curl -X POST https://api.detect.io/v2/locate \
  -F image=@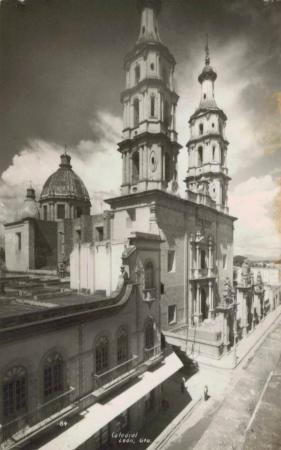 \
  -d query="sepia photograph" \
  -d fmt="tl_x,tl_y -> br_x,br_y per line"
0,0 -> 281,449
